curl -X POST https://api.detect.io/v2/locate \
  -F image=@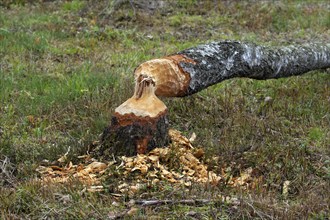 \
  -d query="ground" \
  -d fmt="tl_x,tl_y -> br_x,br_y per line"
0,0 -> 329,219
